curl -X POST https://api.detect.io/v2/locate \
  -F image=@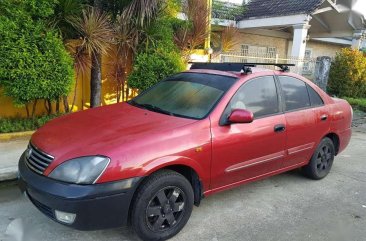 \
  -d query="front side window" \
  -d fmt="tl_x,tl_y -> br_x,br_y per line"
225,76 -> 279,119
130,73 -> 237,120
279,76 -> 311,111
